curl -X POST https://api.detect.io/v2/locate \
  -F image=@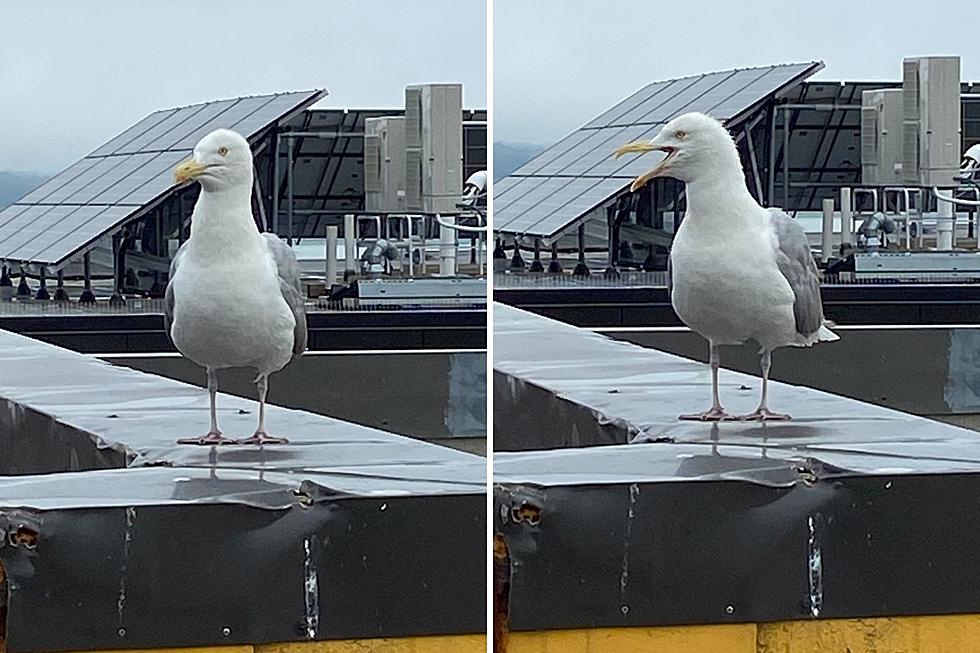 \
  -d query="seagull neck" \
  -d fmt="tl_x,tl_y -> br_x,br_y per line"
684,172 -> 758,226
188,188 -> 262,259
